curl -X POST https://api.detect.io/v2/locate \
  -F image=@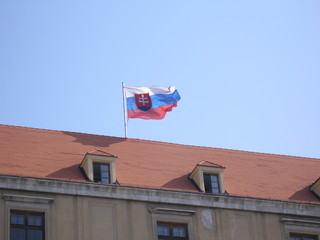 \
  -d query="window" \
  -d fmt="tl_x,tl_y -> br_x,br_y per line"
10,210 -> 44,240
204,174 -> 220,194
282,218 -> 320,240
157,222 -> 188,240
290,233 -> 318,240
3,194 -> 52,240
150,207 -> 194,240
93,163 -> 110,184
